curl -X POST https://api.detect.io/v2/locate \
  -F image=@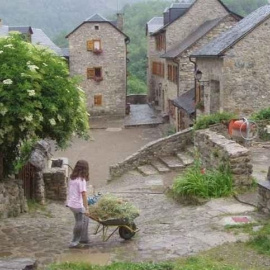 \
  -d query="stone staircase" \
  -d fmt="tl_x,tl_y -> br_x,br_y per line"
136,145 -> 194,176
